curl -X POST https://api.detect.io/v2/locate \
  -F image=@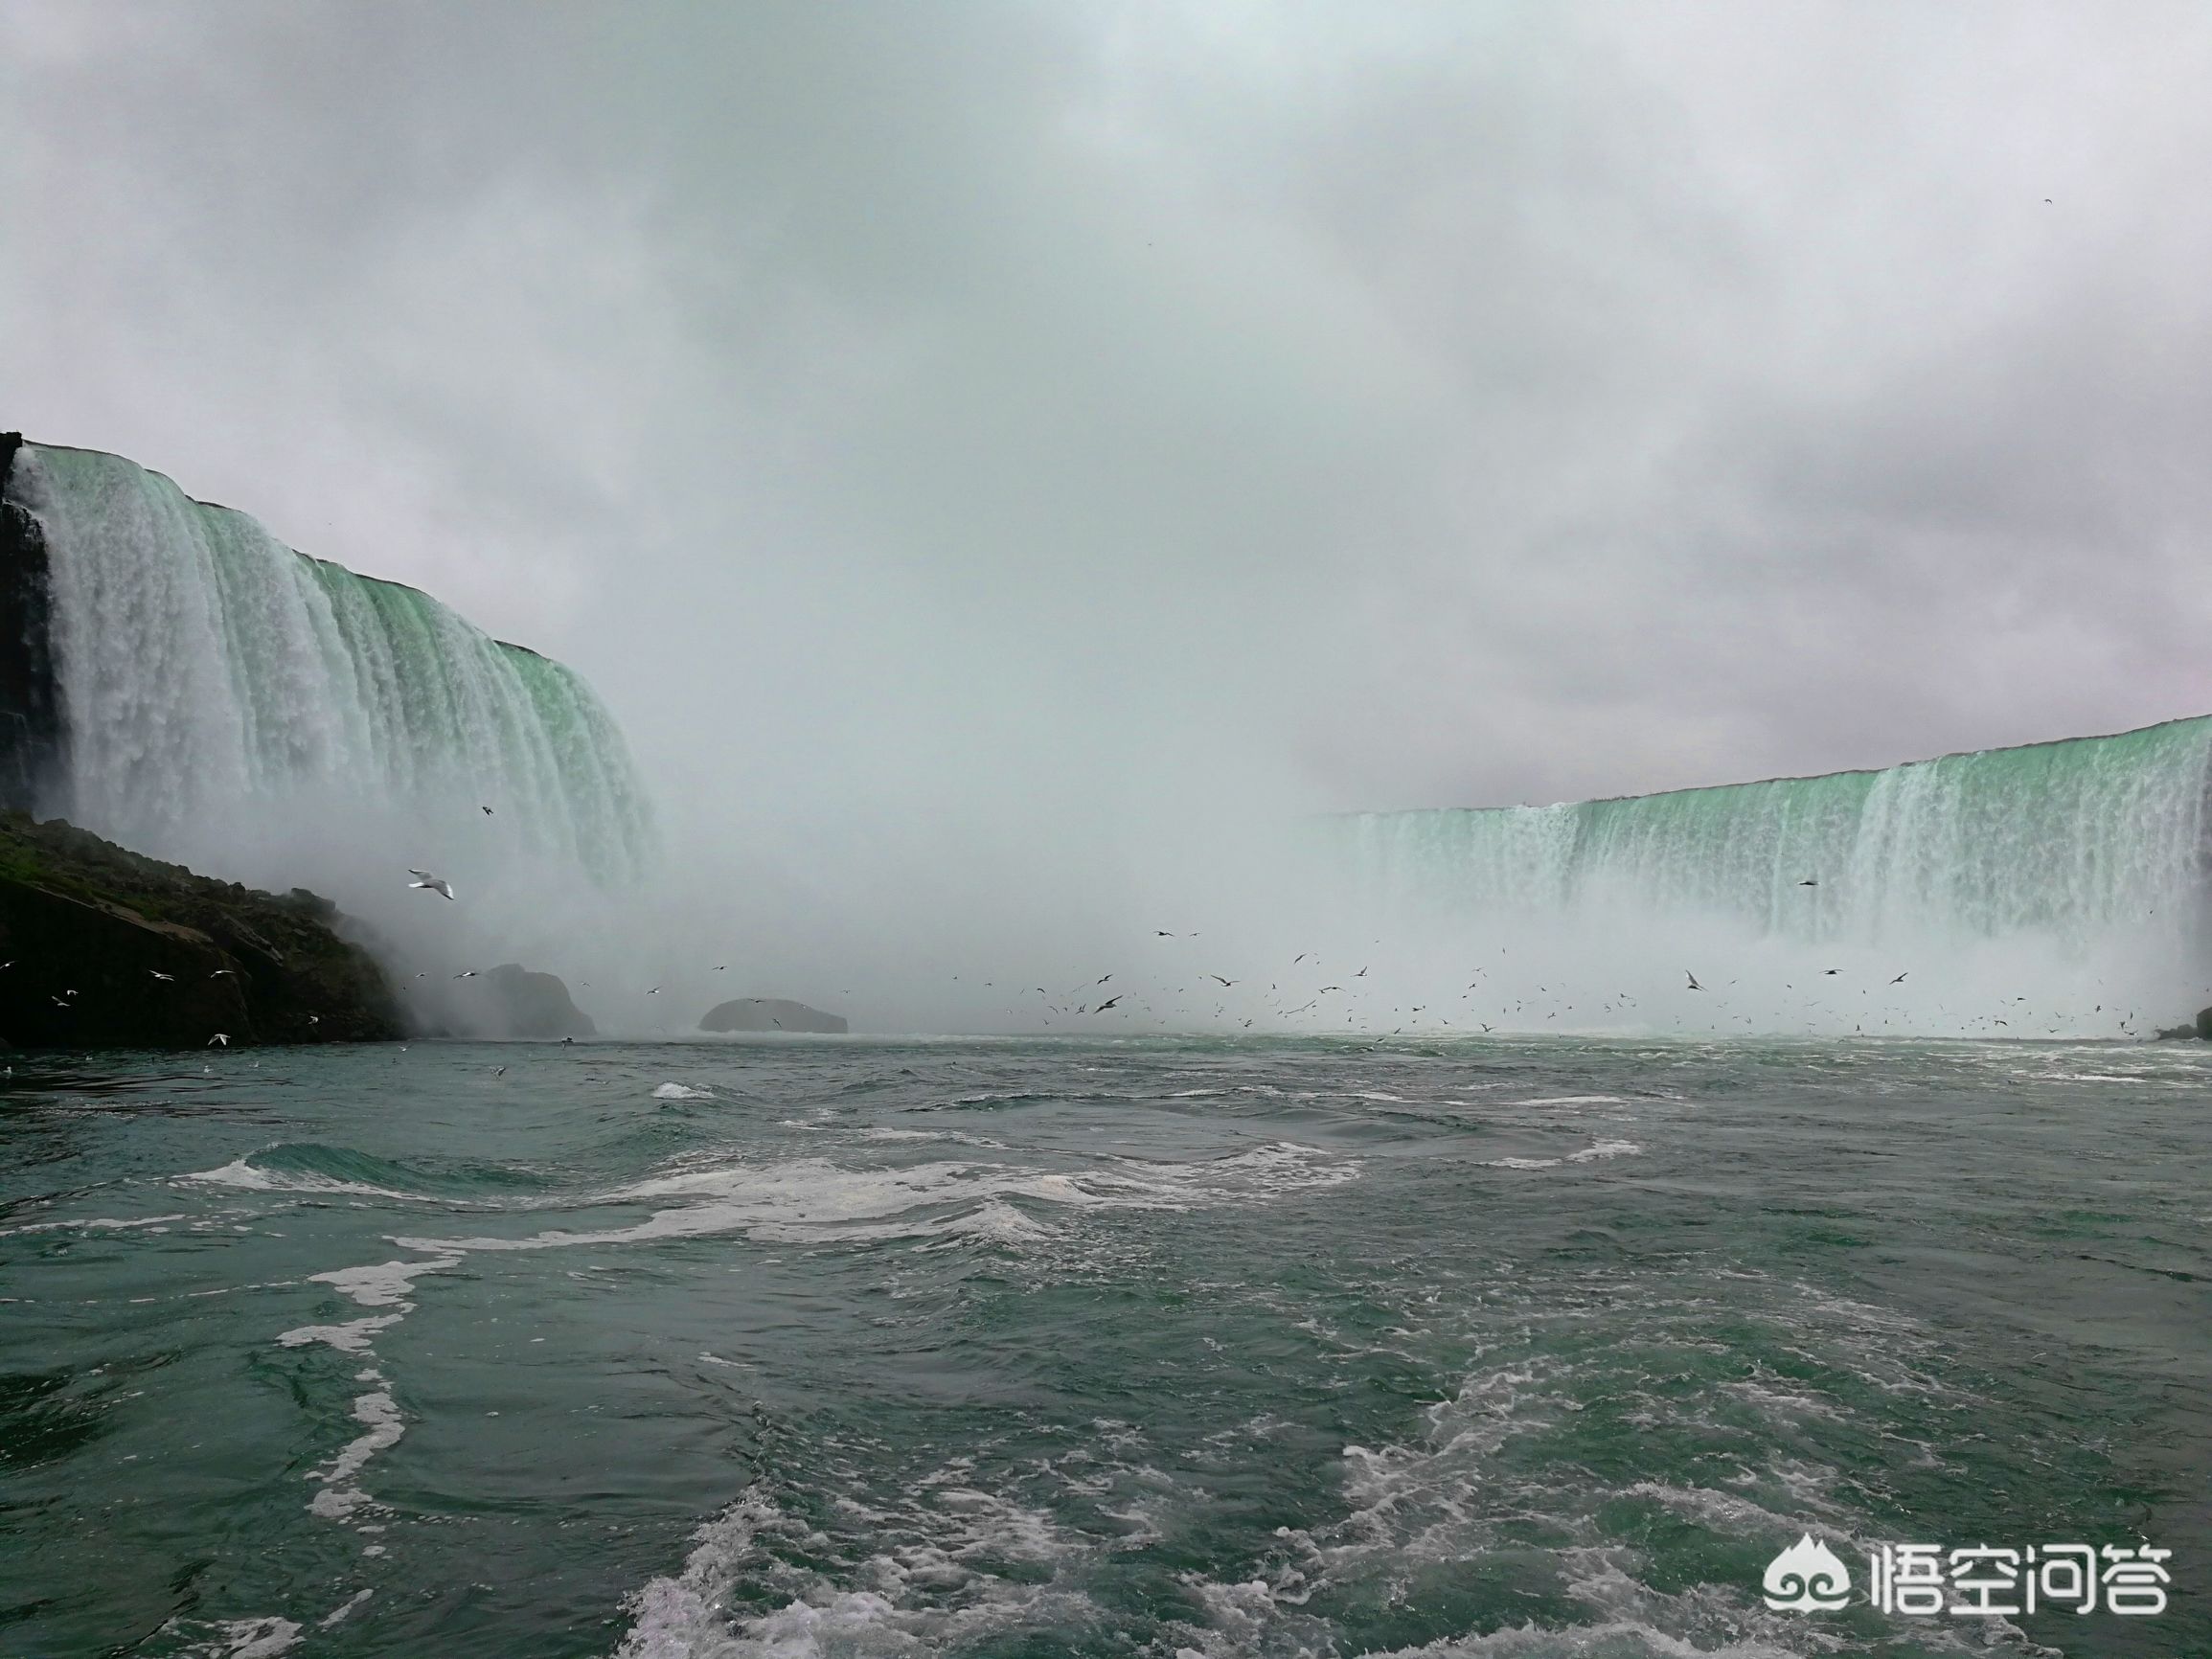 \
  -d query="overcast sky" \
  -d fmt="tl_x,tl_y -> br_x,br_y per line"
8,1 -> 2212,838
